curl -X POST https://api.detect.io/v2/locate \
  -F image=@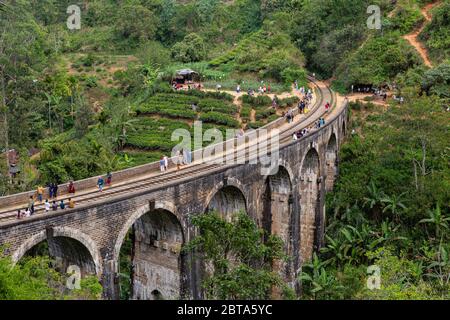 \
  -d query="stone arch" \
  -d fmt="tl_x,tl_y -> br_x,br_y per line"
203,177 -> 247,213
12,227 -> 100,276
205,179 -> 248,219
11,231 -> 47,264
300,147 -> 321,177
276,158 -> 296,185
298,148 -> 321,264
262,165 -> 294,283
114,202 -> 184,300
325,132 -> 338,192
114,201 -> 184,261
